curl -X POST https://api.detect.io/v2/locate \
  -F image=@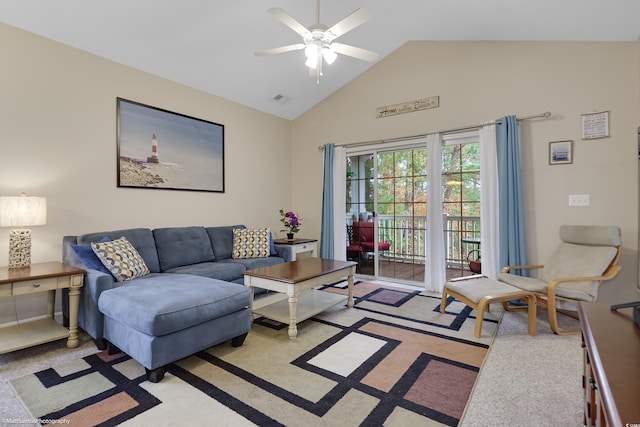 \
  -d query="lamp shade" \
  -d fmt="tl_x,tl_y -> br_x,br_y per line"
322,47 -> 337,65
305,44 -> 318,69
0,194 -> 47,227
